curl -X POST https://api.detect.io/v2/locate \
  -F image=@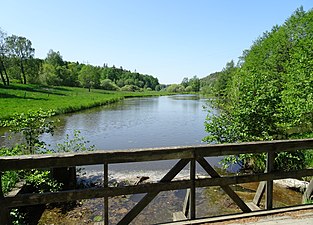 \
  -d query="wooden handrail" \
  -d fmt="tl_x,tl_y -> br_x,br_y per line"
1,138 -> 313,171
1,139 -> 313,225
